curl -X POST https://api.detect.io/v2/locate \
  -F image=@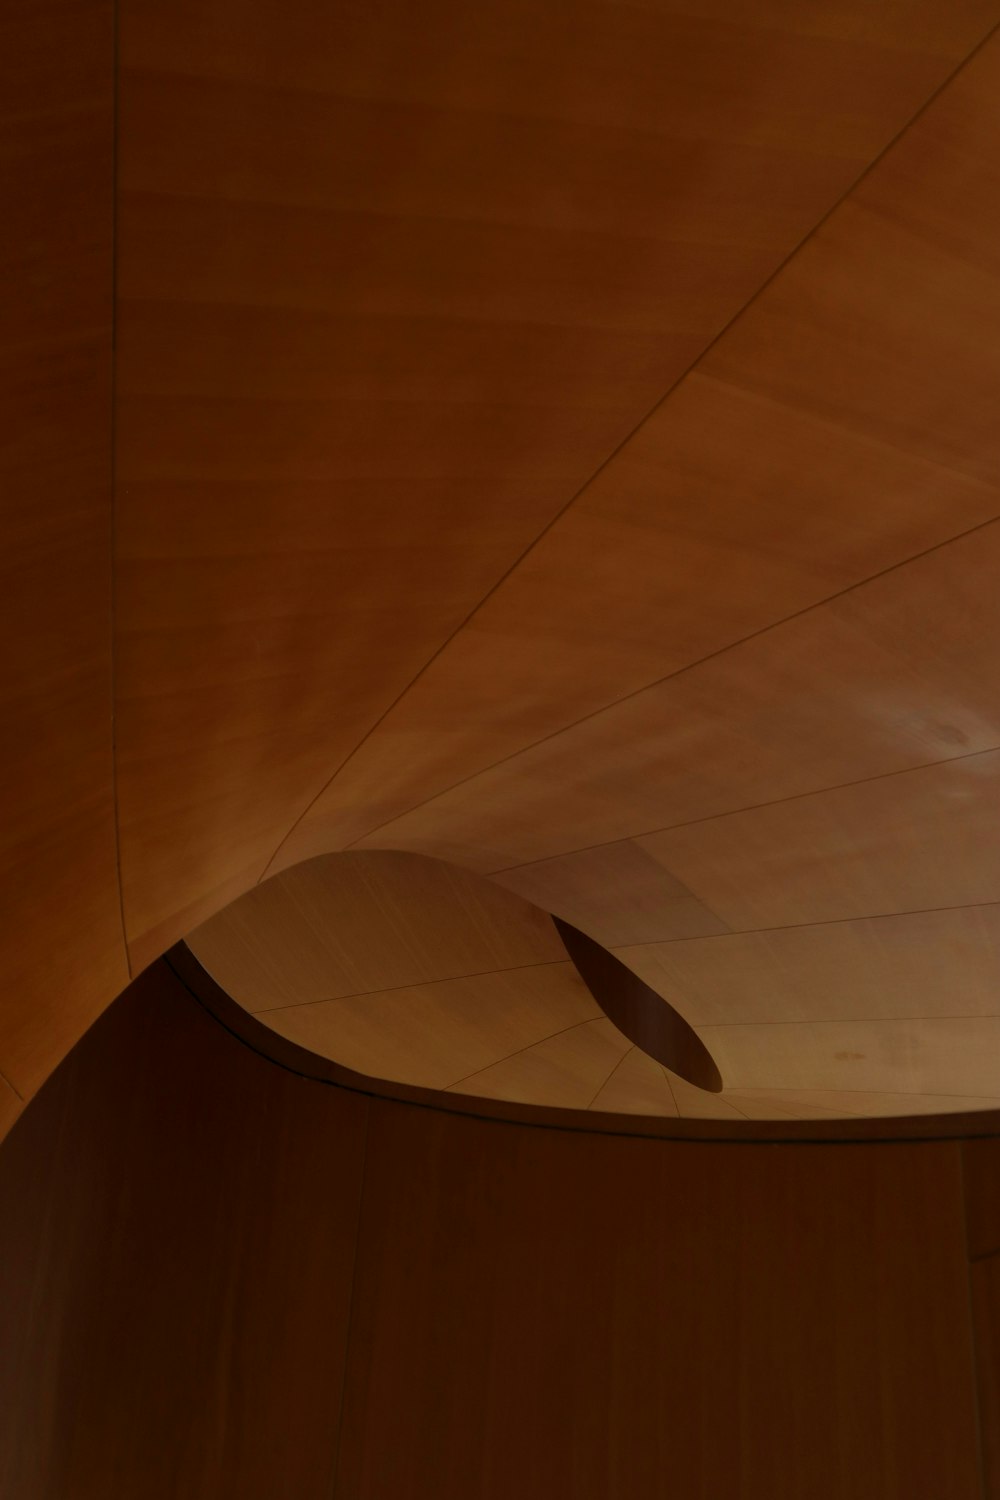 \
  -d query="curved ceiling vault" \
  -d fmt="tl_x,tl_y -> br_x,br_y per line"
4,0 -> 1000,1135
